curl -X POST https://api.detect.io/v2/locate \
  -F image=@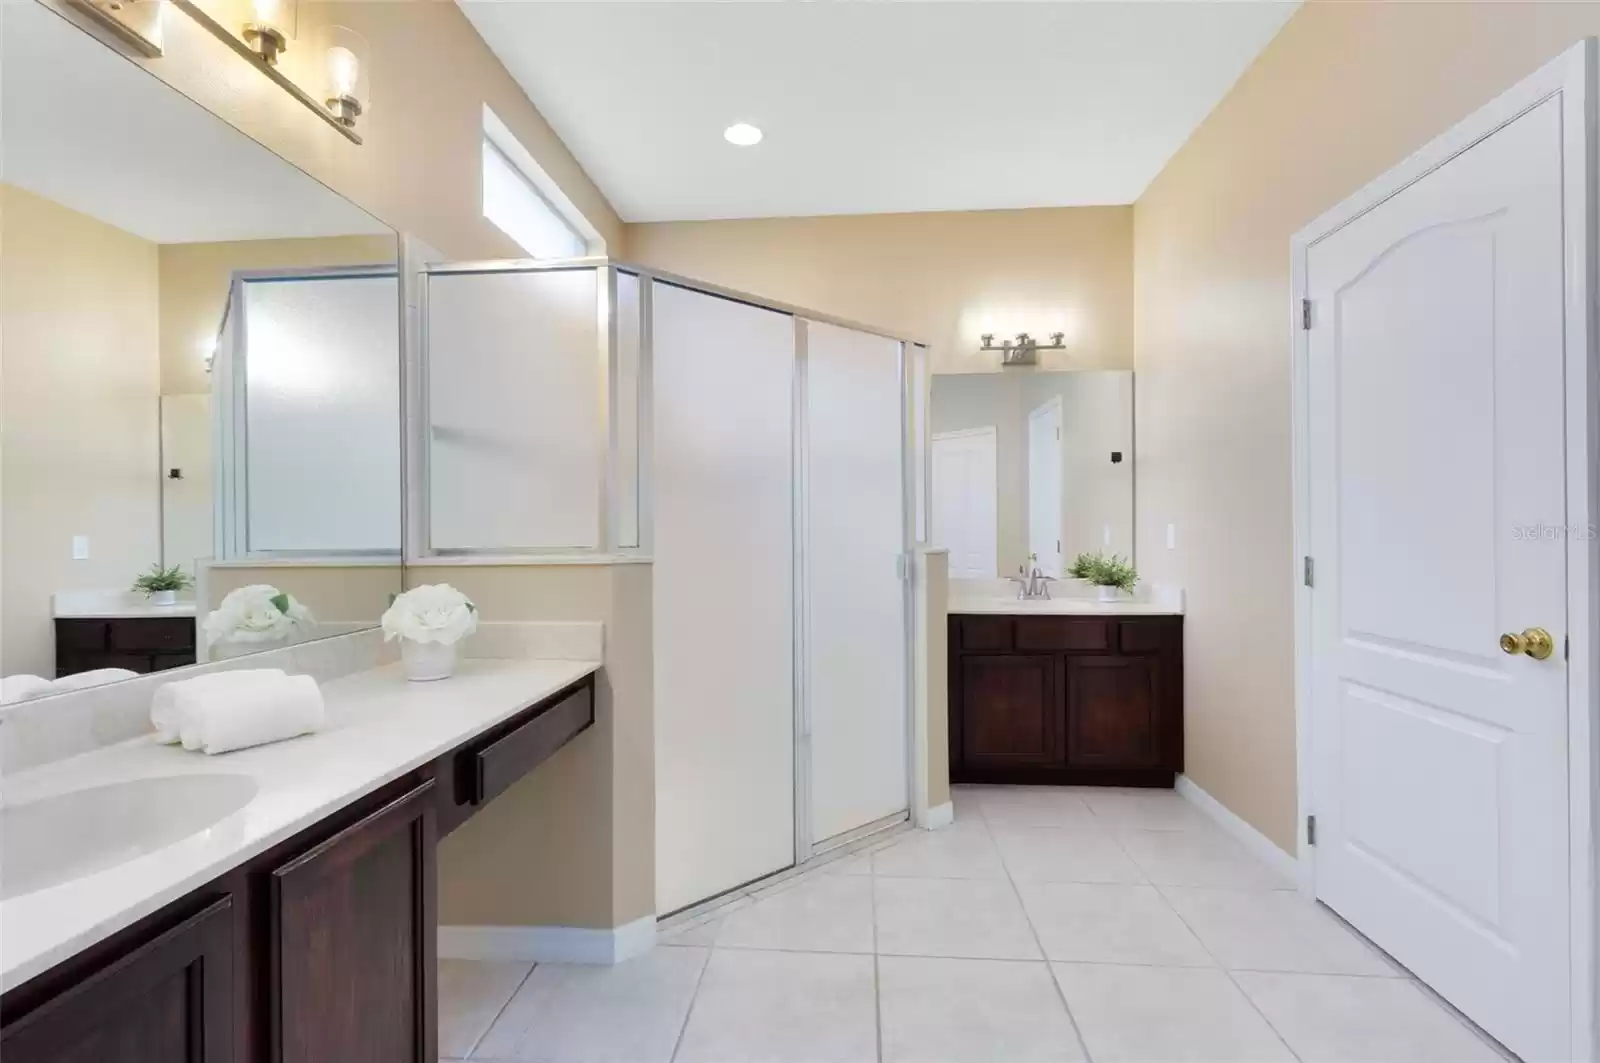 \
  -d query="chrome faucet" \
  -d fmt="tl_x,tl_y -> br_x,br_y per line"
1009,555 -> 1056,600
